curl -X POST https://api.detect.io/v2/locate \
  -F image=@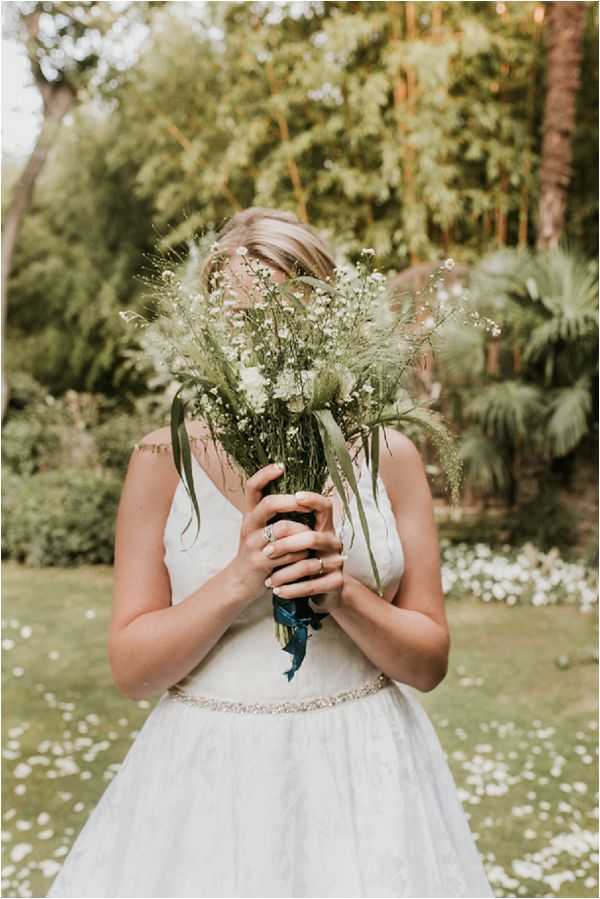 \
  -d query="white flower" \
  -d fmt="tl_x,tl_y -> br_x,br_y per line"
337,369 -> 356,402
236,246 -> 249,257
239,365 -> 268,413
273,370 -> 297,402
